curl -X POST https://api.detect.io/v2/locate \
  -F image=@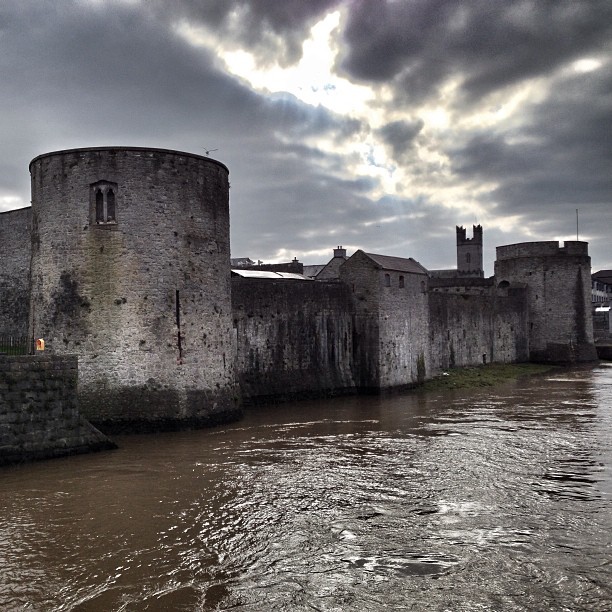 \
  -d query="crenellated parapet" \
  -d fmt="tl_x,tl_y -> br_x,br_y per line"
496,240 -> 589,261
456,224 -> 484,277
